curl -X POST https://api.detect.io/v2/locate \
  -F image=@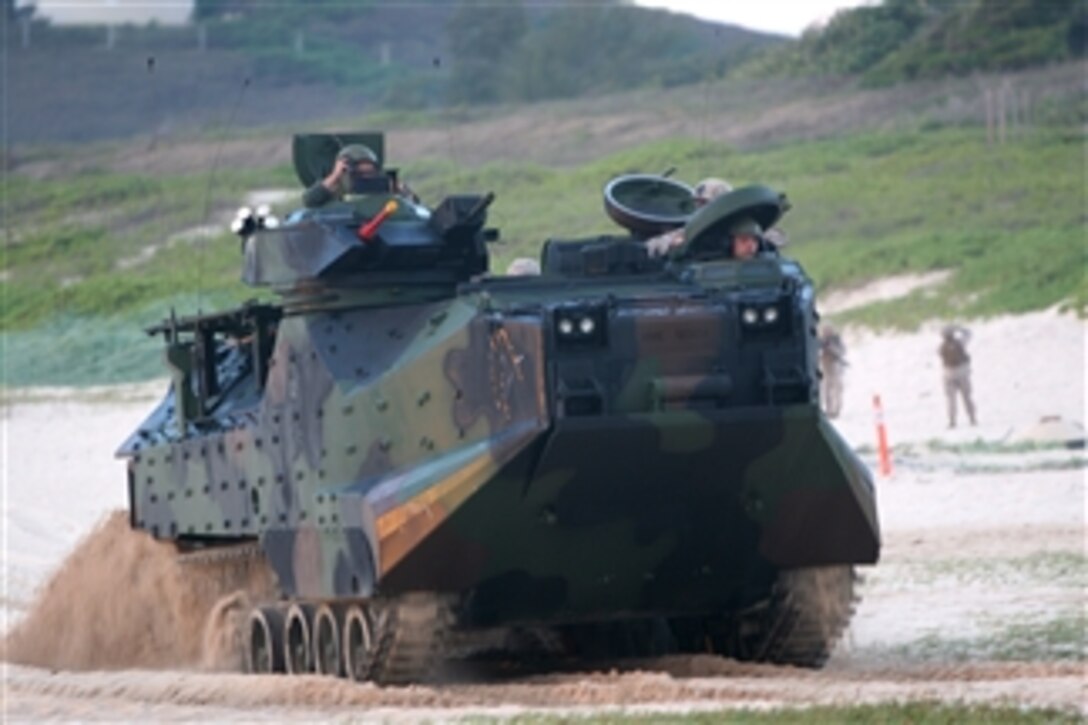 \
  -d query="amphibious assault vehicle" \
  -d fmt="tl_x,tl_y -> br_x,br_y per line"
118,133 -> 879,684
